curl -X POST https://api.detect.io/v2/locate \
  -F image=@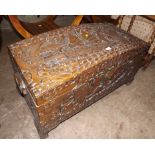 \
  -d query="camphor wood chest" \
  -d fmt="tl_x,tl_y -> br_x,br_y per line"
8,23 -> 149,138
